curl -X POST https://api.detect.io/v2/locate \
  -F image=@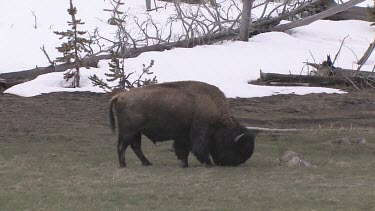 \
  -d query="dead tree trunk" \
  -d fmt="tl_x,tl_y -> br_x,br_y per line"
239,0 -> 253,41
